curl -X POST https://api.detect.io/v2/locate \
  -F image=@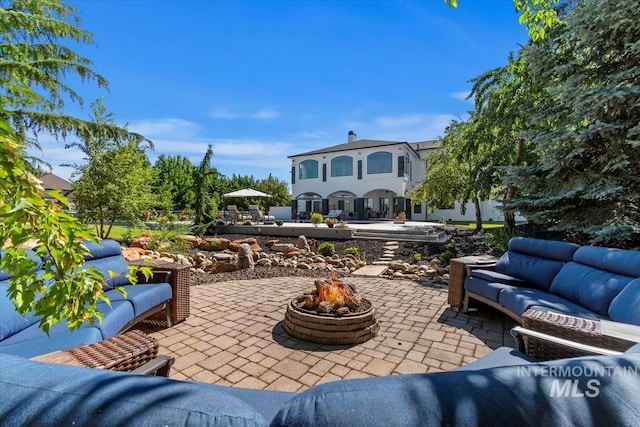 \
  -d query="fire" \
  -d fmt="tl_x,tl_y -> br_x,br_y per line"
317,272 -> 346,307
